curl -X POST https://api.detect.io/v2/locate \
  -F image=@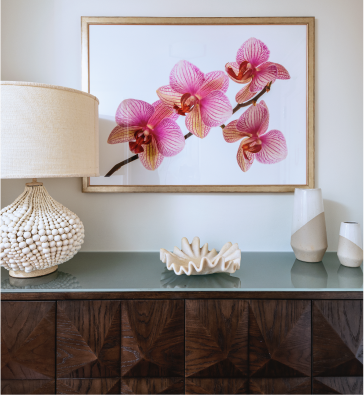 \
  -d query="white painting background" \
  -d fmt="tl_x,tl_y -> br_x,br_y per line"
89,24 -> 307,186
